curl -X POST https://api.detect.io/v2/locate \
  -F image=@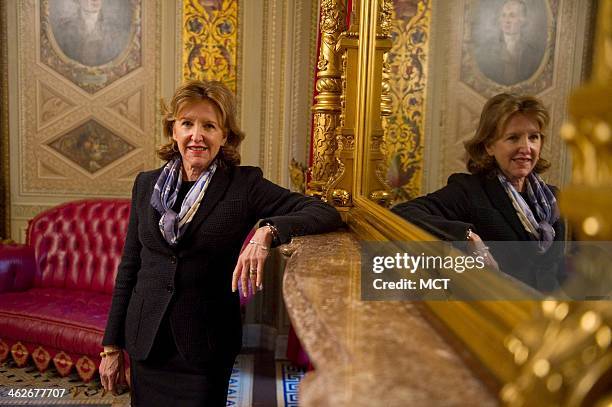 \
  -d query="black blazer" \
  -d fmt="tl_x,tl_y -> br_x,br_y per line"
103,165 -> 342,365
391,173 -> 565,292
